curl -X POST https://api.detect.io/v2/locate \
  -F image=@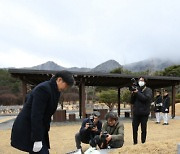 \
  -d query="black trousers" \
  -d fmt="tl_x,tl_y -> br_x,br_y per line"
90,135 -> 123,149
132,115 -> 149,144
75,132 -> 90,149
